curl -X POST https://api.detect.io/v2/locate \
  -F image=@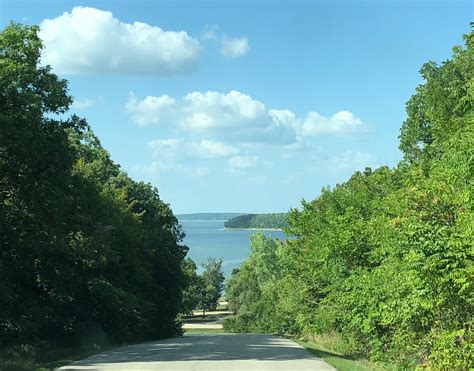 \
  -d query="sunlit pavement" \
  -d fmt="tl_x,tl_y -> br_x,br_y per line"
59,334 -> 335,370
181,309 -> 230,330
